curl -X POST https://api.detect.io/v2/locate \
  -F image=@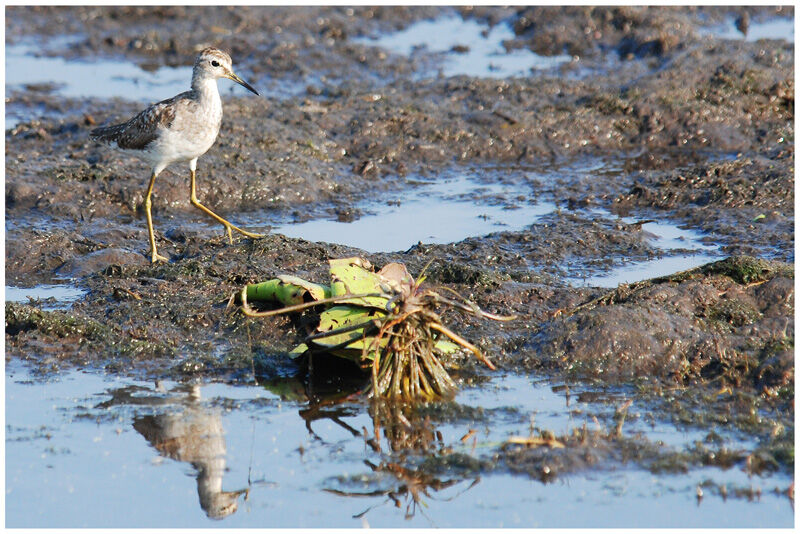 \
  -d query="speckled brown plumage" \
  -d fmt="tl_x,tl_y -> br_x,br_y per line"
90,96 -> 178,150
